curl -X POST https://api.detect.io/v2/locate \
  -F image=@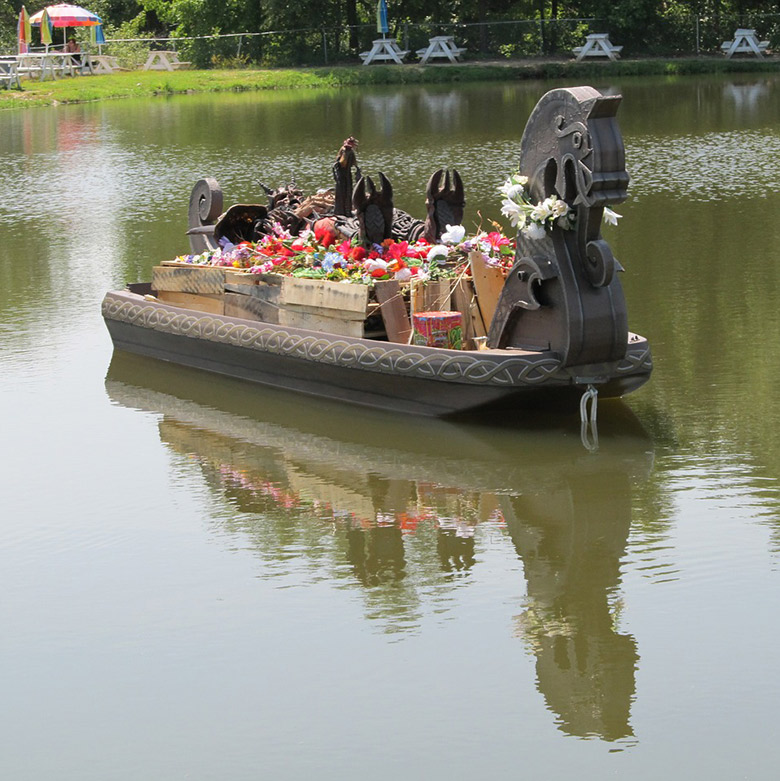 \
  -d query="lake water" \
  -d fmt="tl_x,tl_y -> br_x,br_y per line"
2,74 -> 780,779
